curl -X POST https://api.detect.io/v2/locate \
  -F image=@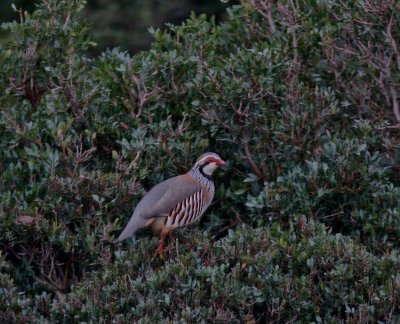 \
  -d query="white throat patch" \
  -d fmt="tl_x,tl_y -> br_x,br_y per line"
202,162 -> 218,175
